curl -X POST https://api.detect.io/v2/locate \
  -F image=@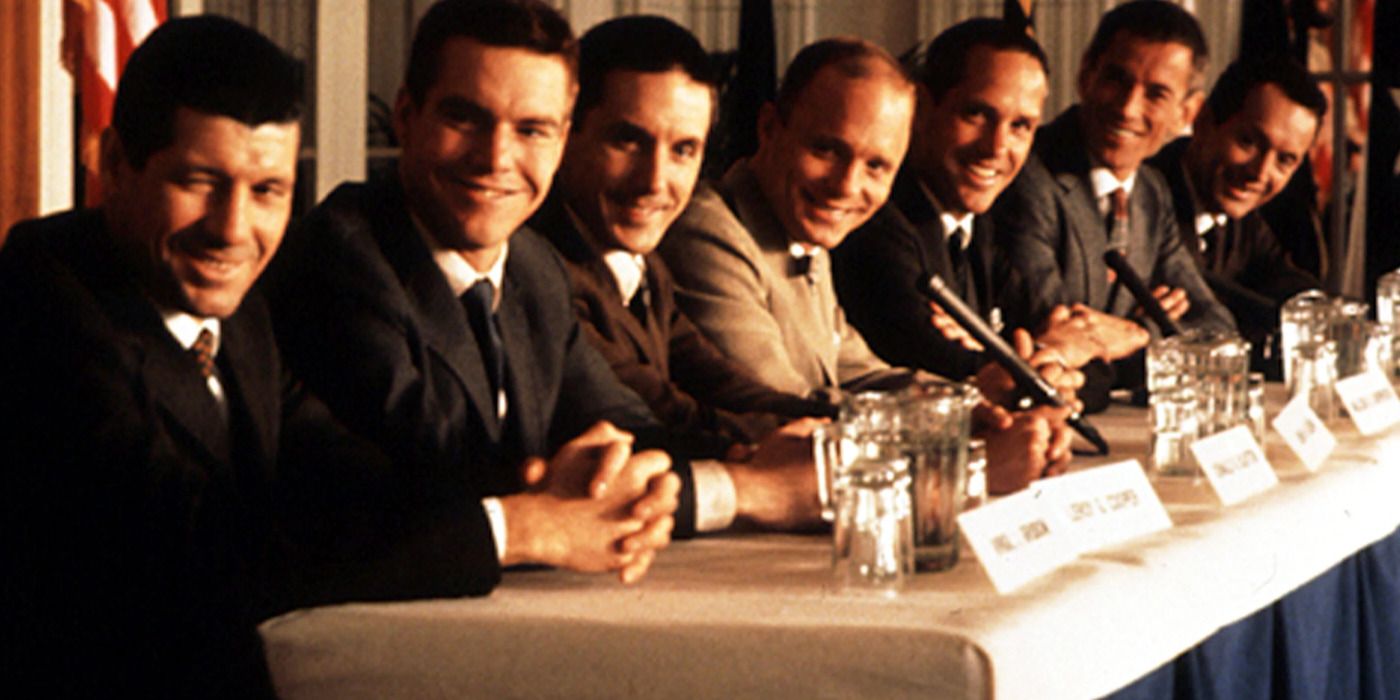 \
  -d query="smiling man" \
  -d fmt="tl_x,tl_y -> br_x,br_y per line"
1149,57 -> 1324,375
834,19 -> 1140,395
660,37 -> 1073,493
536,16 -> 829,450
659,38 -> 917,398
1,16 -> 586,697
993,0 -> 1235,405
